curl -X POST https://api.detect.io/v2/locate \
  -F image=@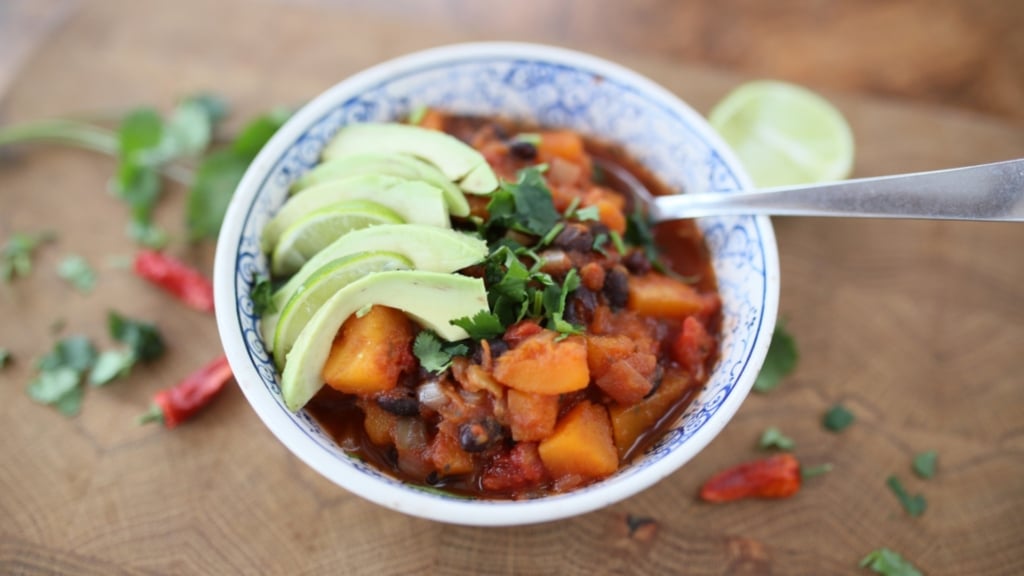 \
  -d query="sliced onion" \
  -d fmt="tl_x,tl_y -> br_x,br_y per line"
394,418 -> 428,452
417,380 -> 449,410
